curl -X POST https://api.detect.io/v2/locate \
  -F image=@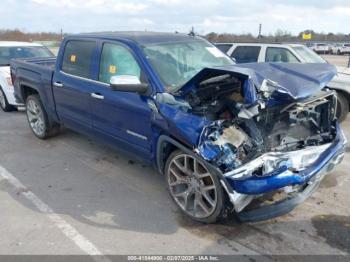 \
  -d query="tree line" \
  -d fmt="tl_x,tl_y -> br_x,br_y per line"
1,29 -> 350,44
0,29 -> 63,42
205,30 -> 350,43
